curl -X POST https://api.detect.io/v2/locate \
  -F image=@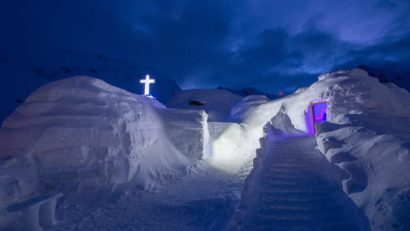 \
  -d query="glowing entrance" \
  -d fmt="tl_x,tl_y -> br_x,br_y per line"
305,100 -> 328,135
